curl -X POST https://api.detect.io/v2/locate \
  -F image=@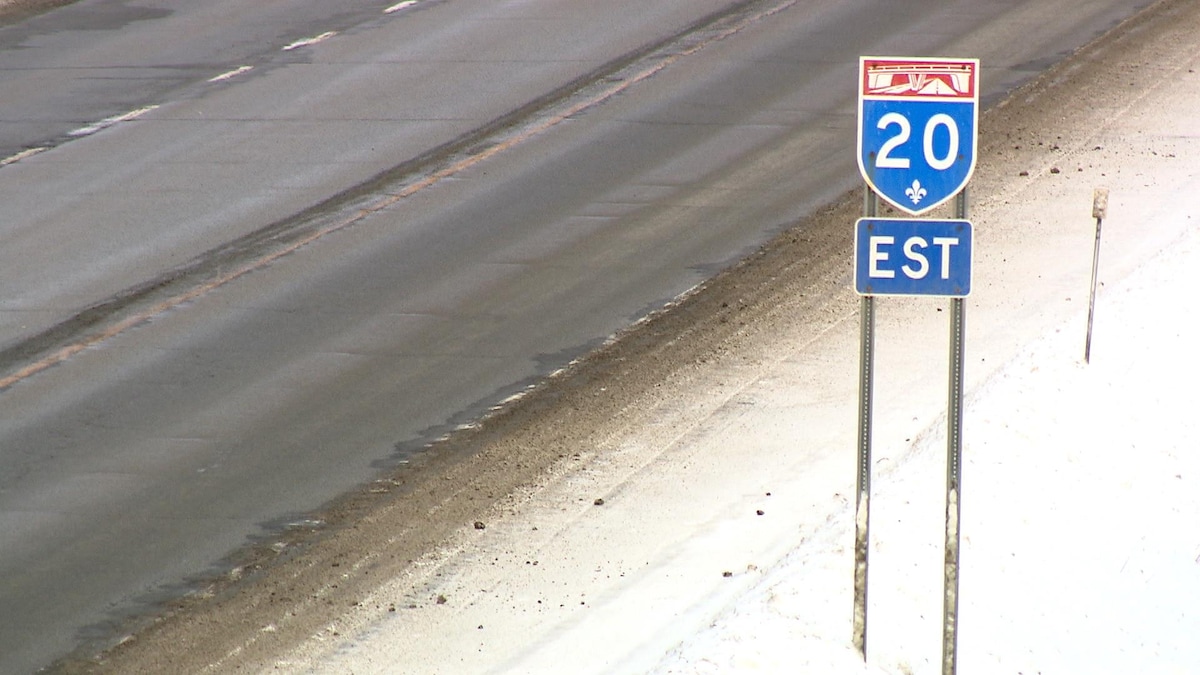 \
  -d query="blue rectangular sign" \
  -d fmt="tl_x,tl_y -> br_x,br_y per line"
855,218 -> 973,297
